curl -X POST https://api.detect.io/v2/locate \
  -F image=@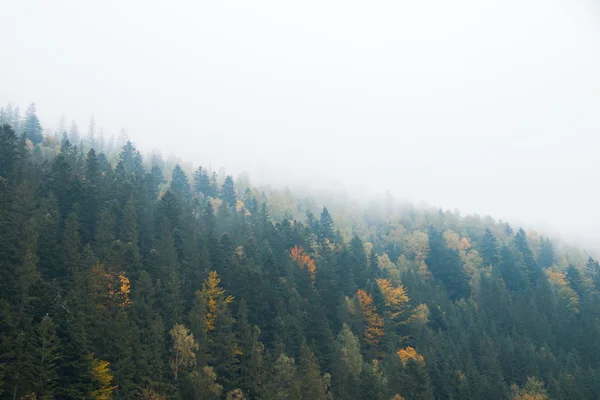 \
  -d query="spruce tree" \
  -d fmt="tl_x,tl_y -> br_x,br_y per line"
23,103 -> 43,145
26,315 -> 62,399
0,124 -> 18,184
481,227 -> 500,266
319,207 -> 335,241
222,175 -> 237,207
425,228 -> 470,300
